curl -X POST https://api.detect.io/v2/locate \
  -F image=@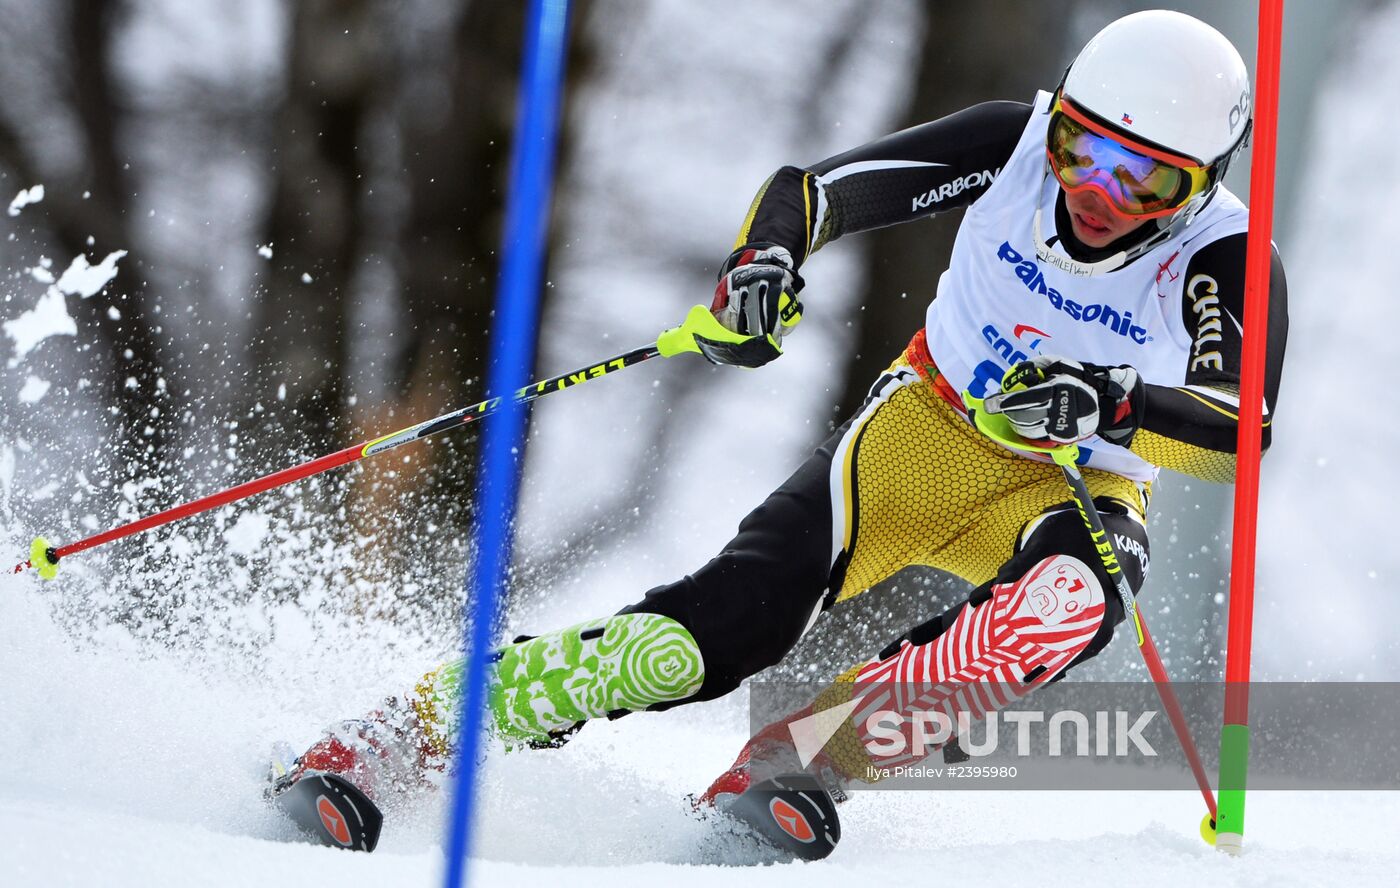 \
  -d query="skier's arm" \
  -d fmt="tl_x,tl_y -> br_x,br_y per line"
1128,234 -> 1289,483
731,101 -> 1032,268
